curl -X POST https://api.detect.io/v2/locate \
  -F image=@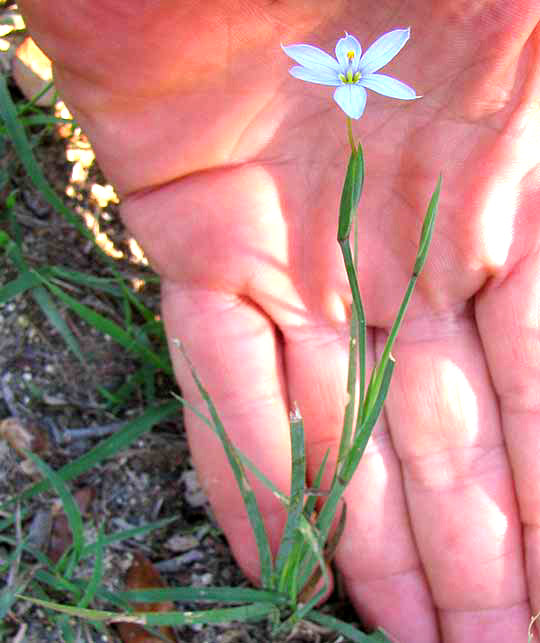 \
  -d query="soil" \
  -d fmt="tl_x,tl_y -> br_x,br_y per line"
0,5 -> 365,642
